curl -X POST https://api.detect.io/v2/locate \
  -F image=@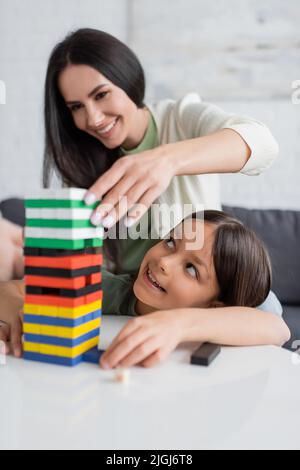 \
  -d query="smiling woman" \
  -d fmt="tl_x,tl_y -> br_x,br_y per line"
43,27 -> 279,294
44,29 -> 150,271
44,29 -> 147,190
59,67 -> 149,150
